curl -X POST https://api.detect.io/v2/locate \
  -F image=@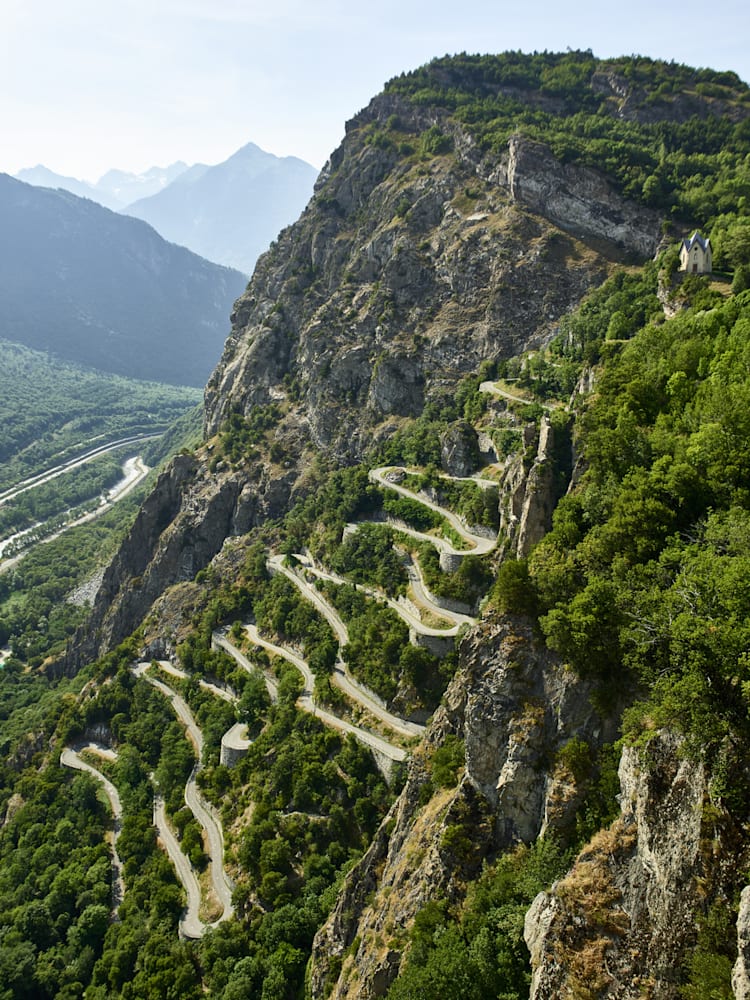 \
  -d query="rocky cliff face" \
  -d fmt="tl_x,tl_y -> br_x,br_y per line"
58,452 -> 296,673
524,732 -> 718,999
54,56 -> 742,998
62,81 -> 665,671
203,90 -> 660,459
506,134 -> 663,257
308,615 -> 620,998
